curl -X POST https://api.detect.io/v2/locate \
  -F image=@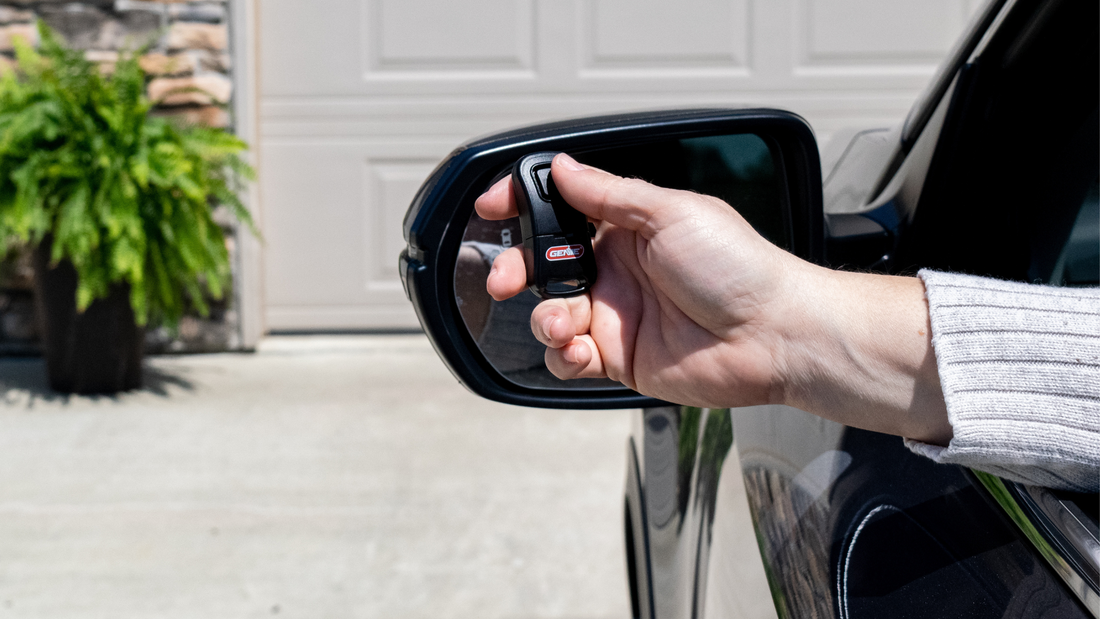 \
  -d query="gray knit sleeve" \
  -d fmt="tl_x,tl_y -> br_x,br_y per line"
905,270 -> 1100,492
